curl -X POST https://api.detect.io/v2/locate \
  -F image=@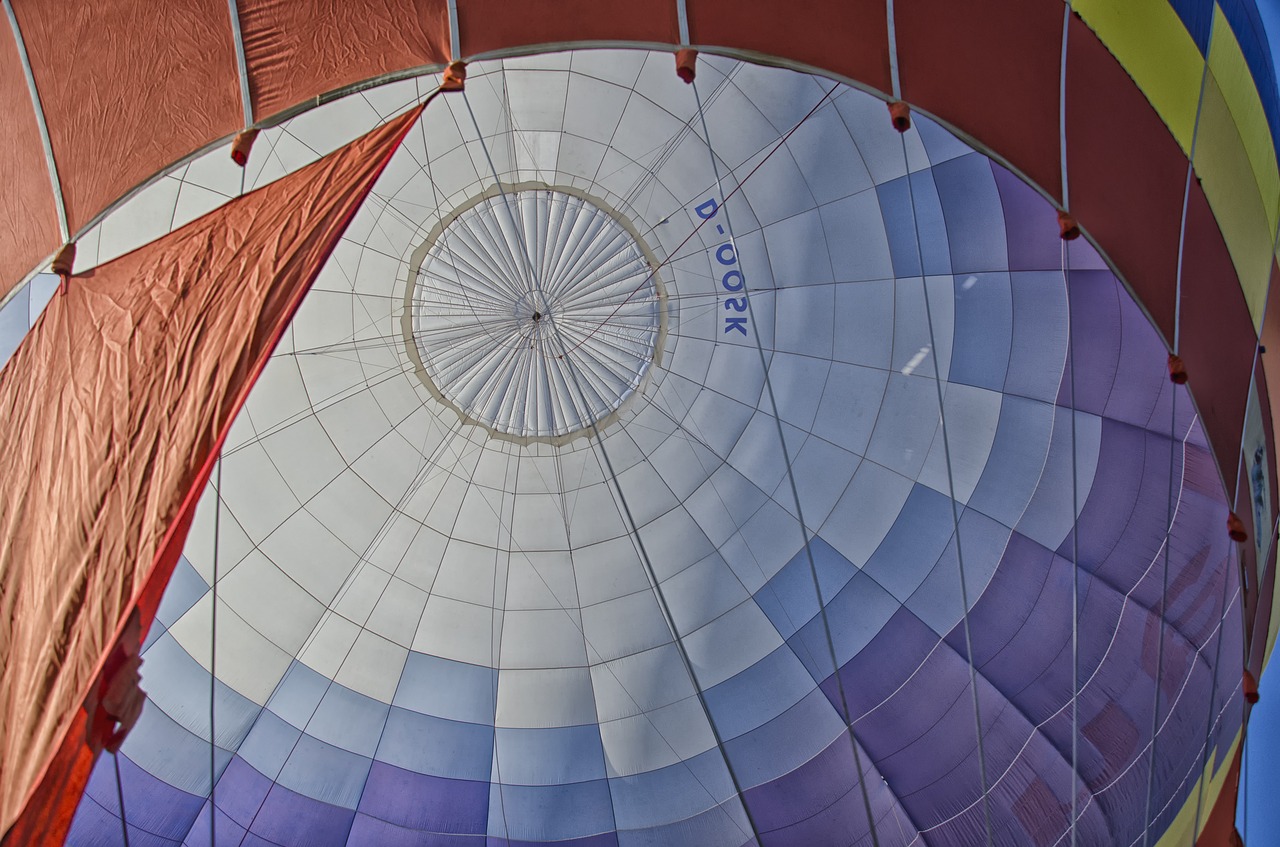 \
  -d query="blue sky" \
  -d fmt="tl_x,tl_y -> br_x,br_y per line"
1241,10 -> 1280,843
